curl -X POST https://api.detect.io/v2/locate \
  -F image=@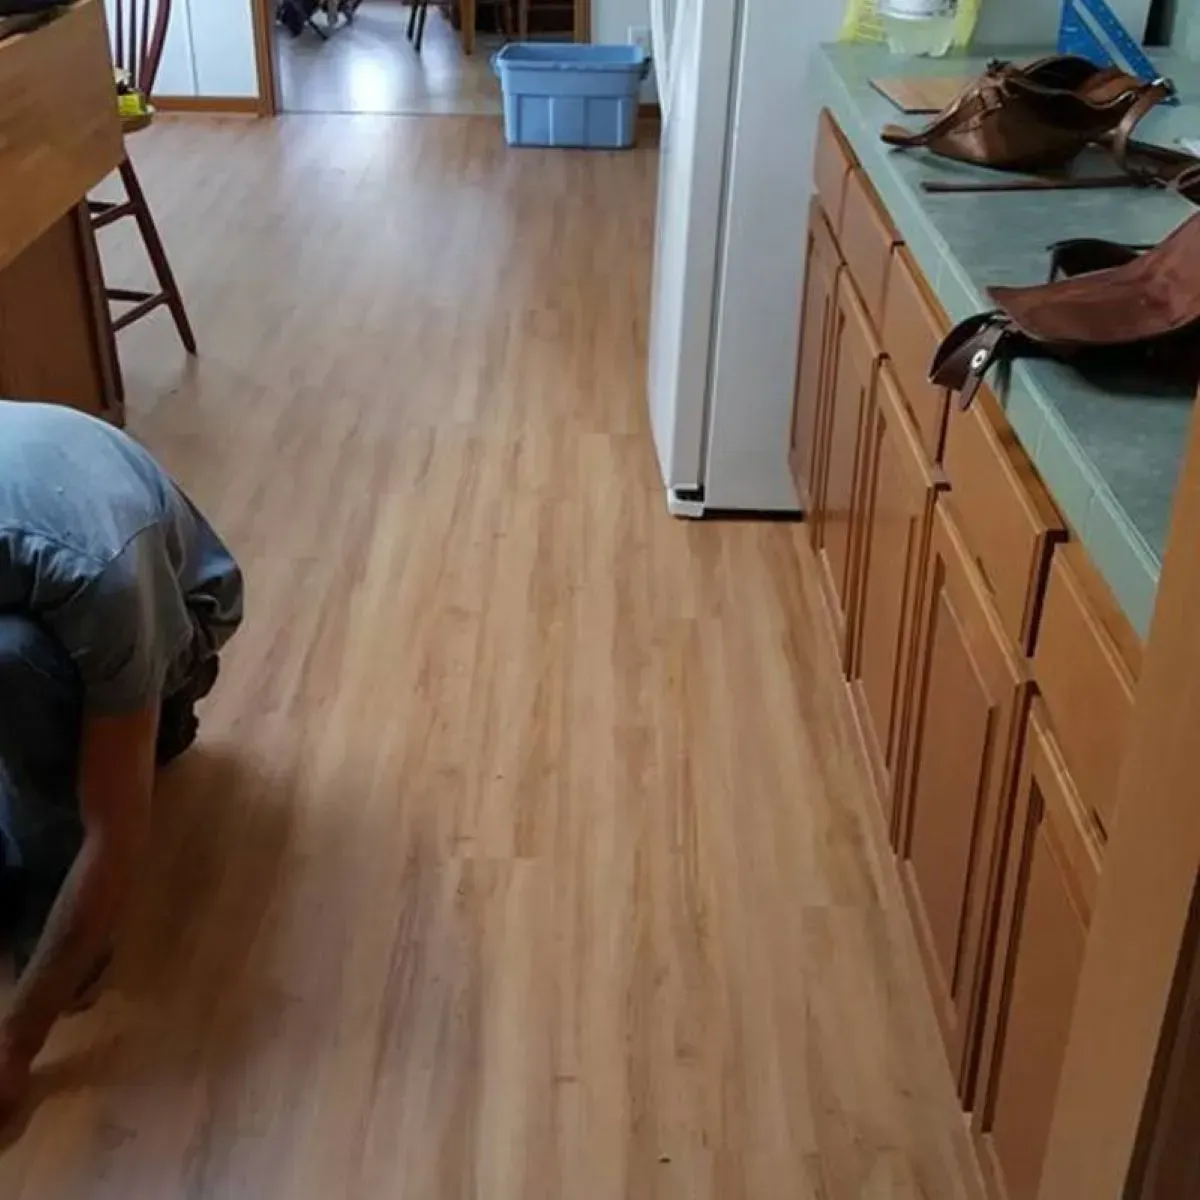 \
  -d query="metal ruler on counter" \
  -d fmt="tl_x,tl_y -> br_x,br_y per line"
1059,0 -> 1178,103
